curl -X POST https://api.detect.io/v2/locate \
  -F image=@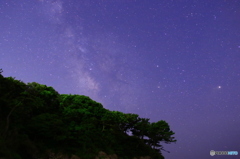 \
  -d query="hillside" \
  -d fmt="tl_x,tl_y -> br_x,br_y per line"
0,69 -> 176,159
